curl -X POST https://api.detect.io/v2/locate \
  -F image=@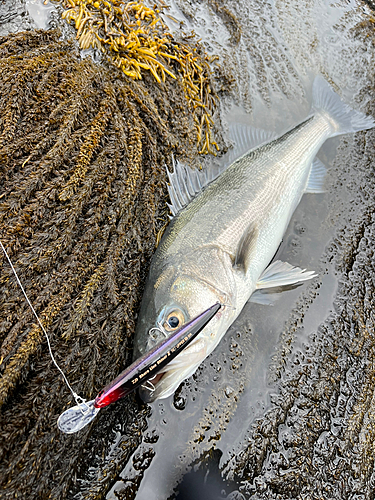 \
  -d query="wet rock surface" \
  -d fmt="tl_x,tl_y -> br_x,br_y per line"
0,0 -> 36,36
223,135 -> 375,498
1,1 -> 375,500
